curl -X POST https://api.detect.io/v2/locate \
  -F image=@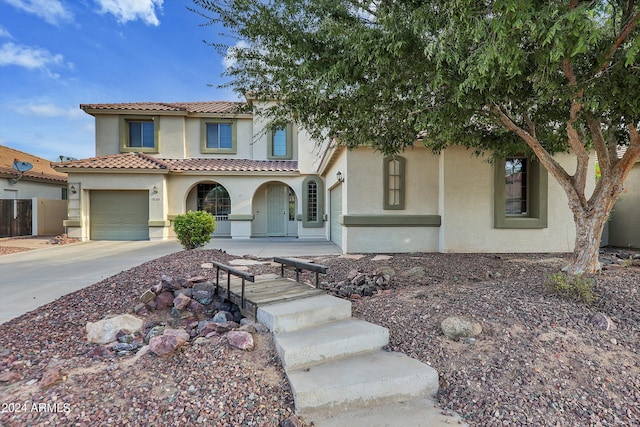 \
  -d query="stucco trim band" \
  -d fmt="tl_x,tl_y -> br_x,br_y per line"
342,215 -> 441,227
227,214 -> 254,221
